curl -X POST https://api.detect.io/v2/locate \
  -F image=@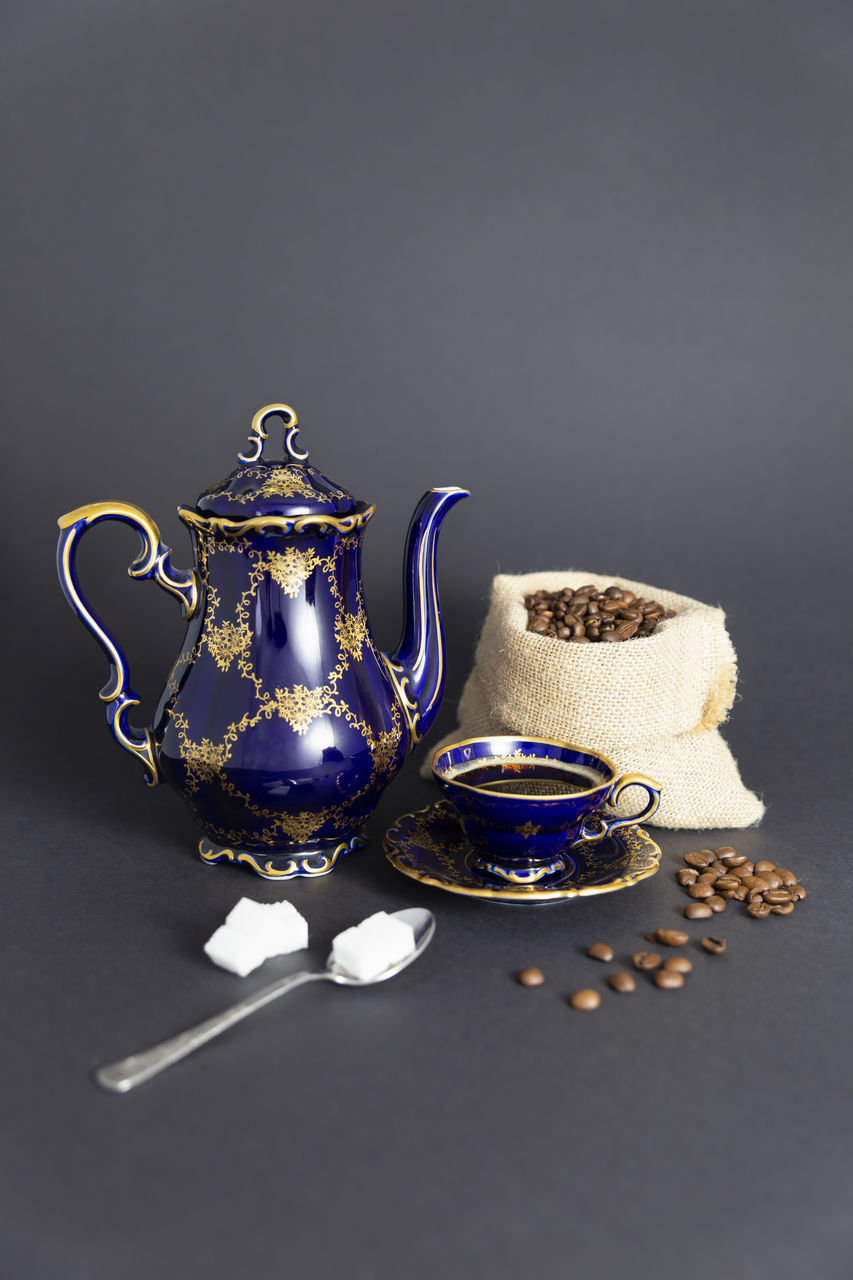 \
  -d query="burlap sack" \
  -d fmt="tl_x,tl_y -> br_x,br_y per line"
423,571 -> 764,829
